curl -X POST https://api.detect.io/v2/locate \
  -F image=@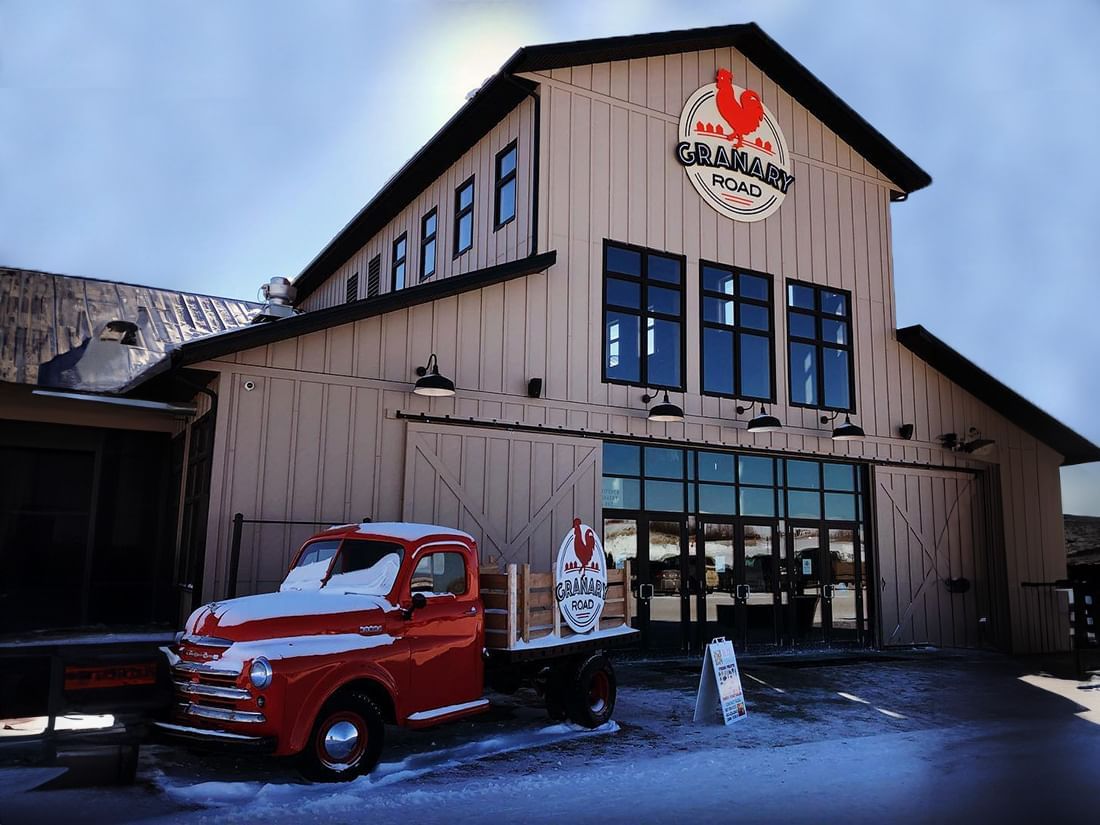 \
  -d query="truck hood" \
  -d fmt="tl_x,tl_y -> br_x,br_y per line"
184,590 -> 398,644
